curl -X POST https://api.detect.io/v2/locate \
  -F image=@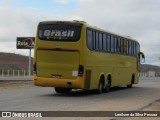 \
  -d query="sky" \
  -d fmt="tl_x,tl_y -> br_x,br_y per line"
0,0 -> 160,66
